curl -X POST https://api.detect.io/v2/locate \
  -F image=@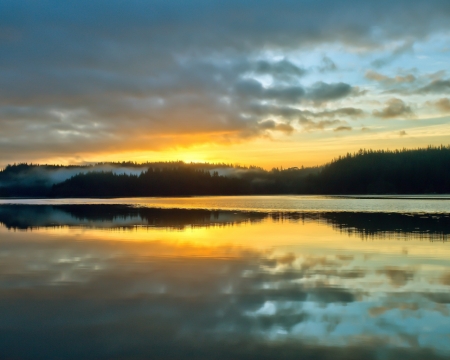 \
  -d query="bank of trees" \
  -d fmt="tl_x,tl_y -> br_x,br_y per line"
50,168 -> 252,197
304,146 -> 450,194
50,146 -> 450,196
1,146 -> 450,197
